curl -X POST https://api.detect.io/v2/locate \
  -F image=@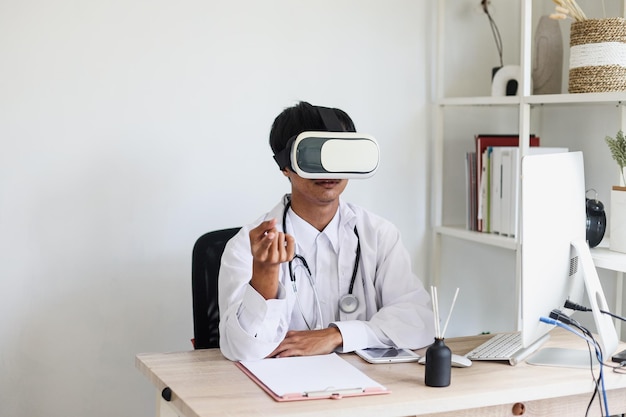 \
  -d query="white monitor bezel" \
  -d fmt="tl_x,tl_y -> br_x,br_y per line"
520,151 -> 618,365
